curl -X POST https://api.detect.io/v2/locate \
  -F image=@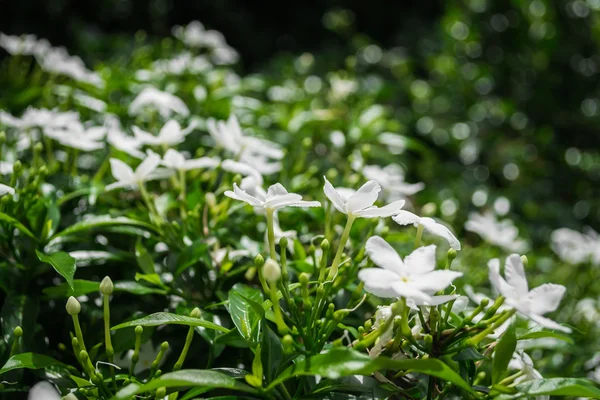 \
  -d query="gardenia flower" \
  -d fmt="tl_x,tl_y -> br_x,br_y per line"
132,120 -> 196,147
128,87 -> 190,118
106,152 -> 172,191
465,211 -> 528,253
392,211 -> 461,250
358,236 -> 462,305
106,117 -> 145,159
488,255 -> 571,333
361,164 -> 424,203
44,125 -> 106,152
161,149 -> 220,171
551,227 -> 598,265
0,183 -> 15,197
27,381 -> 61,400
0,107 -> 80,130
225,182 -> 320,212
323,178 -> 406,218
